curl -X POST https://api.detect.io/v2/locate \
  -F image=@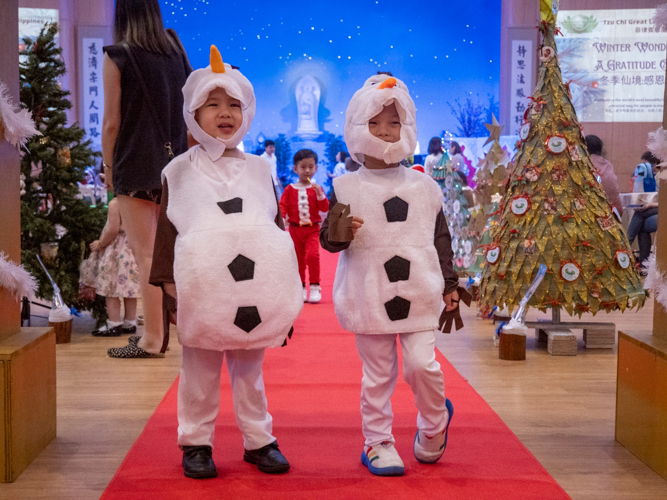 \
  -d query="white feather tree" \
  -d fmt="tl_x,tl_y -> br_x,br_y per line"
654,3 -> 667,32
0,252 -> 38,301
0,80 -> 40,149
